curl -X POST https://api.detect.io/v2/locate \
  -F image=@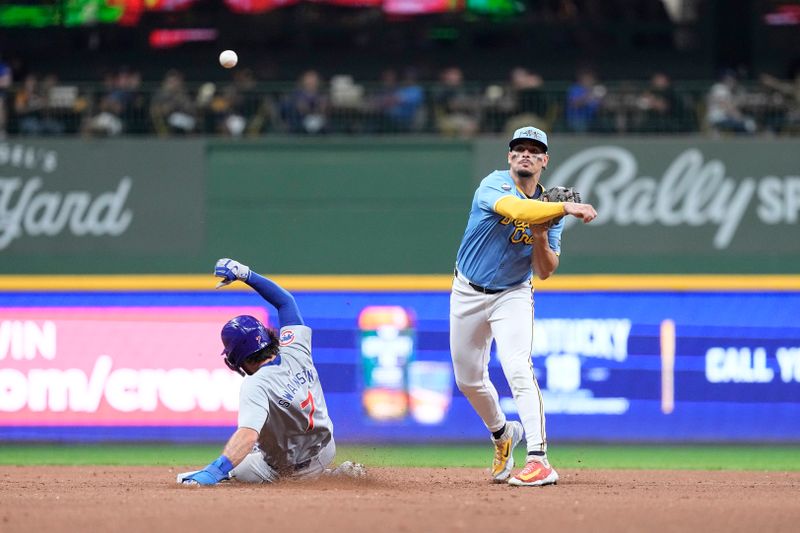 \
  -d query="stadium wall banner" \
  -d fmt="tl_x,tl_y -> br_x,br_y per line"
2,137 -> 799,275
1,286 -> 798,443
0,139 -> 206,271
0,307 -> 264,426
